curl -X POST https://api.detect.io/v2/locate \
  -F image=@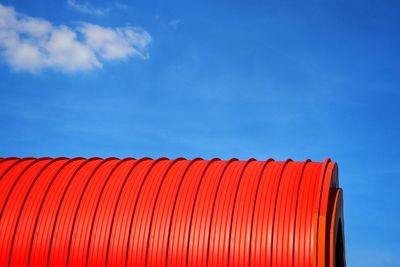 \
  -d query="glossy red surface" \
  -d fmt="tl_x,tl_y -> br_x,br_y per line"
0,157 -> 345,266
